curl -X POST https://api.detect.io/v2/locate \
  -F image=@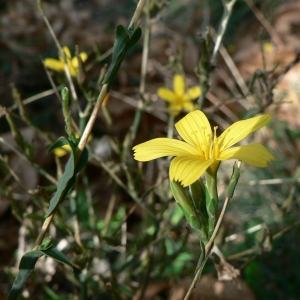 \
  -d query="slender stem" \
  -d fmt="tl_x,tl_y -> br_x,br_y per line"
78,84 -> 108,151
227,219 -> 300,261
129,0 -> 146,29
37,0 -> 78,107
244,0 -> 283,46
167,115 -> 174,138
139,1 -> 150,96
183,196 -> 231,300
205,163 -> 220,236
32,211 -> 56,250
211,0 -> 237,63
